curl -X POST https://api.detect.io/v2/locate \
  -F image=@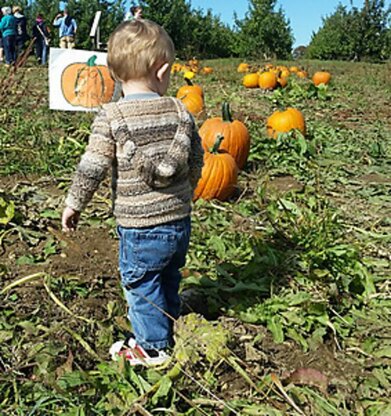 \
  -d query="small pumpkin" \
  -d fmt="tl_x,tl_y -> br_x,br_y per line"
277,76 -> 288,88
243,73 -> 259,88
258,71 -> 278,90
171,63 -> 183,73
180,92 -> 204,116
199,102 -> 250,170
266,108 -> 306,139
237,63 -> 250,73
202,66 -> 214,75
289,66 -> 299,73
193,135 -> 238,201
61,55 -> 115,108
280,69 -> 290,78
177,78 -> 203,99
312,71 -> 331,86
296,70 -> 308,79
